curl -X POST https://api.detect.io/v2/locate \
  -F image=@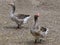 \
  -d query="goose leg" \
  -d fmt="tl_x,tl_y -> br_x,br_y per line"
16,22 -> 23,29
17,24 -> 20,28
